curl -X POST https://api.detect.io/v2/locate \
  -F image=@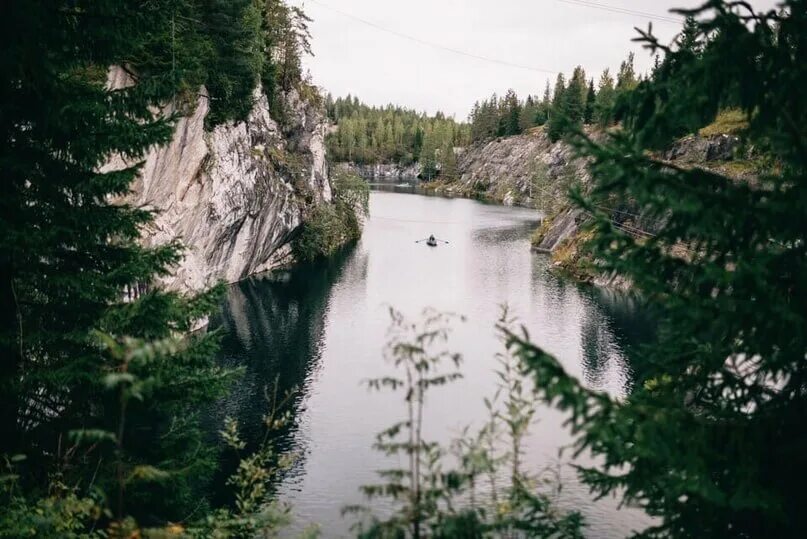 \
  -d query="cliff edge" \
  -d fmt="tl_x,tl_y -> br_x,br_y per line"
105,68 -> 332,293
